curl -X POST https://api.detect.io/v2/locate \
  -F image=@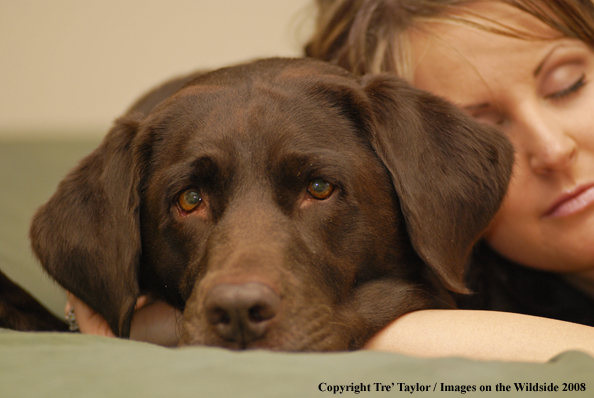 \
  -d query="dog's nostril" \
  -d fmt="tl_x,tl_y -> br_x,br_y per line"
209,308 -> 231,325
248,305 -> 272,323
204,282 -> 280,345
